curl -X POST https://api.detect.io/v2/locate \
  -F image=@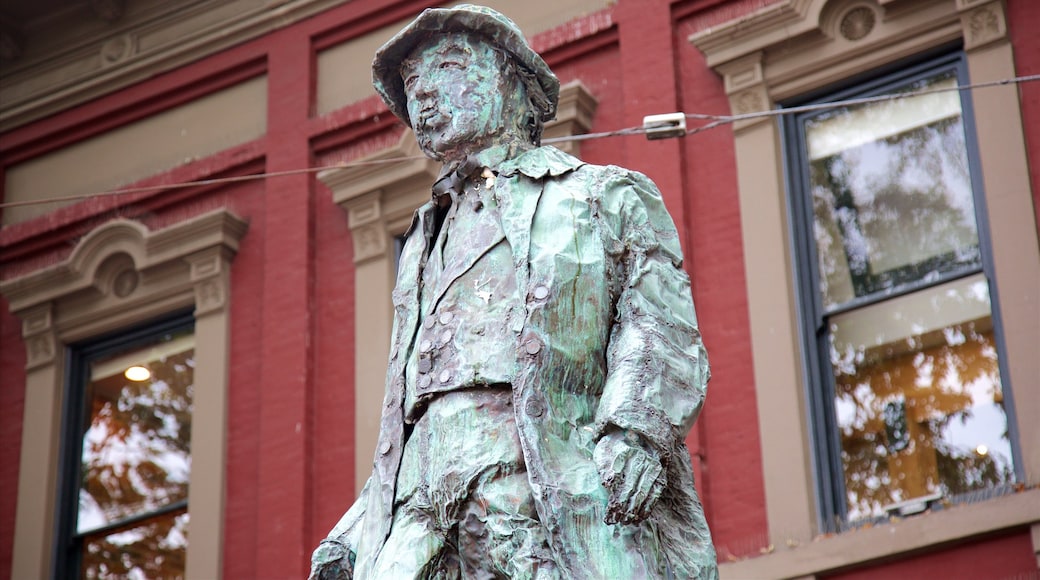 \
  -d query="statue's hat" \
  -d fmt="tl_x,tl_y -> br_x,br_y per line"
372,4 -> 559,127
